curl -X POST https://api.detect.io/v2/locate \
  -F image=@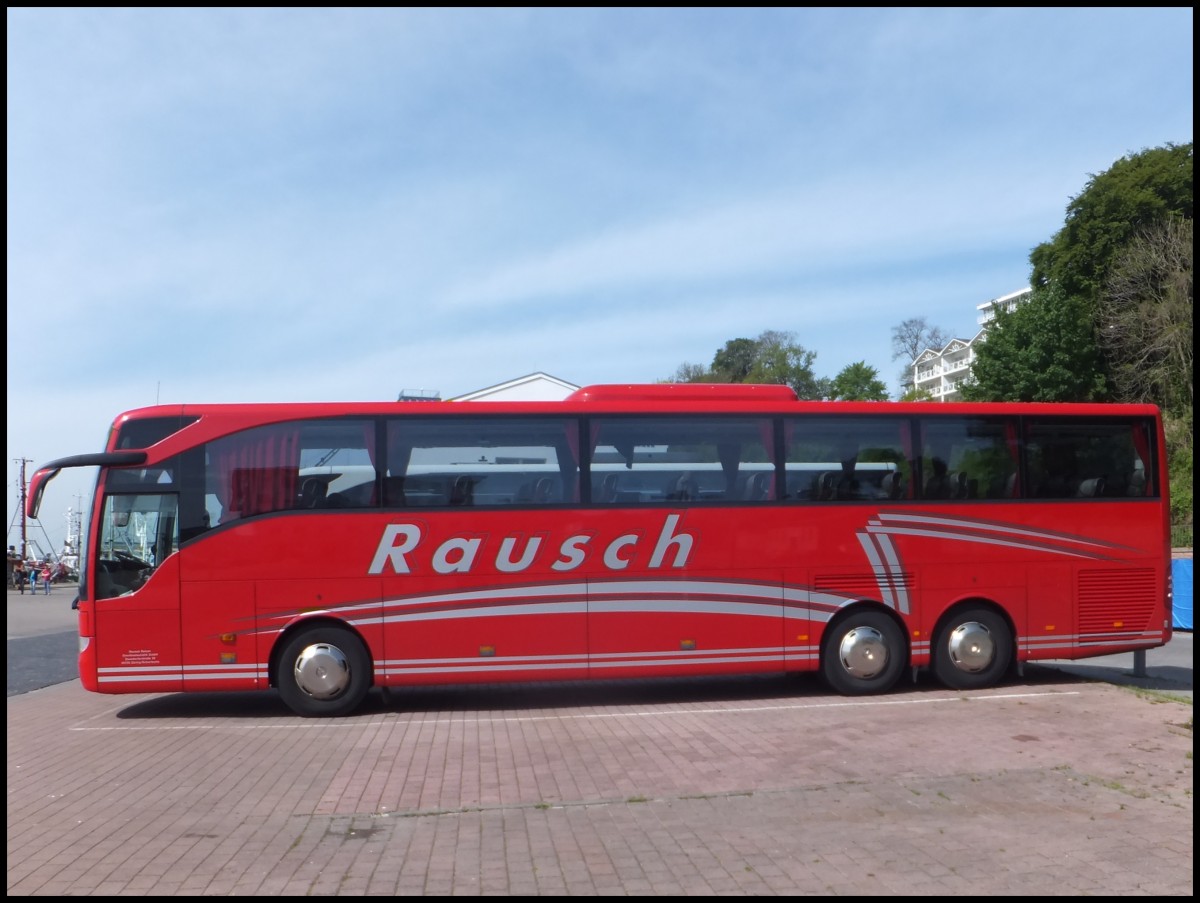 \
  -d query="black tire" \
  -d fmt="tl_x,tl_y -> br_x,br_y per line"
276,625 -> 370,717
932,606 -> 1013,691
820,609 -> 906,695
